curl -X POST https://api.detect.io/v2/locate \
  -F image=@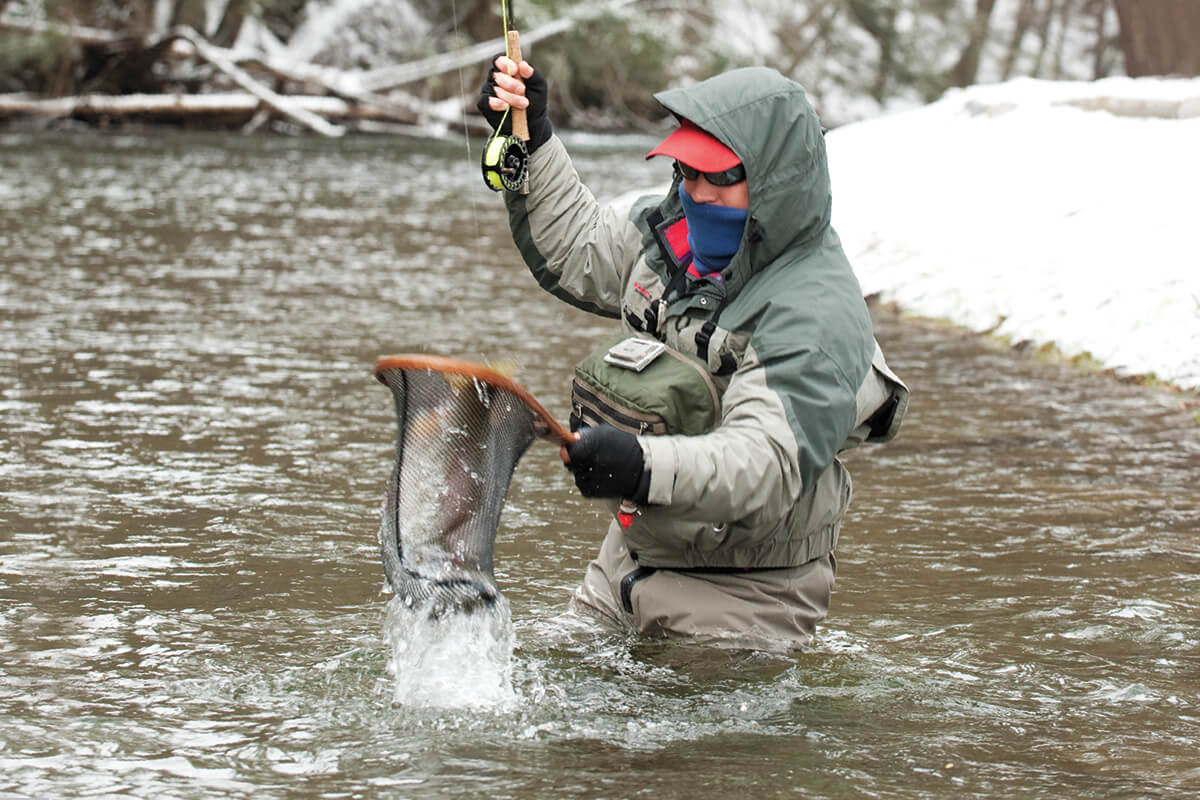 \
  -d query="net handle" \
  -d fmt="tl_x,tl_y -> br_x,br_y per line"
373,354 -> 574,447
